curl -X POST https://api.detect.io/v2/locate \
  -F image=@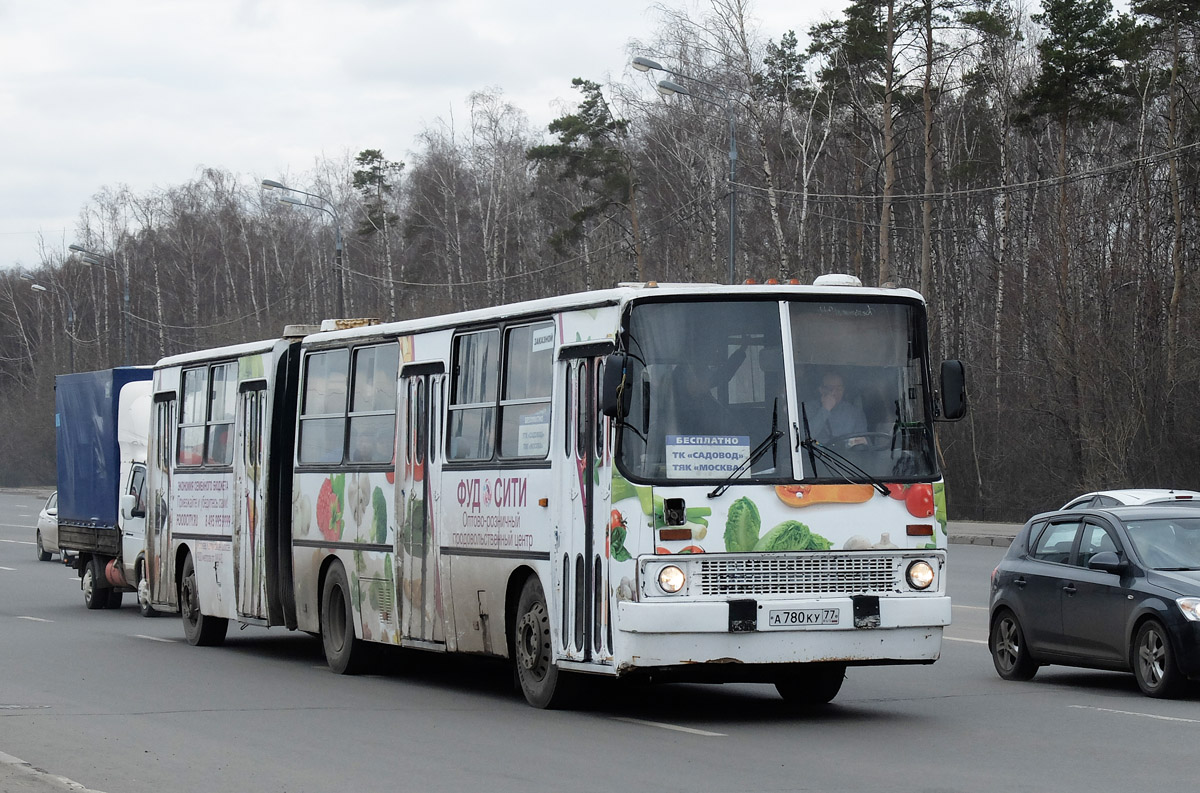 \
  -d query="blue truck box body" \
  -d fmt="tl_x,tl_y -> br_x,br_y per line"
55,367 -> 153,531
